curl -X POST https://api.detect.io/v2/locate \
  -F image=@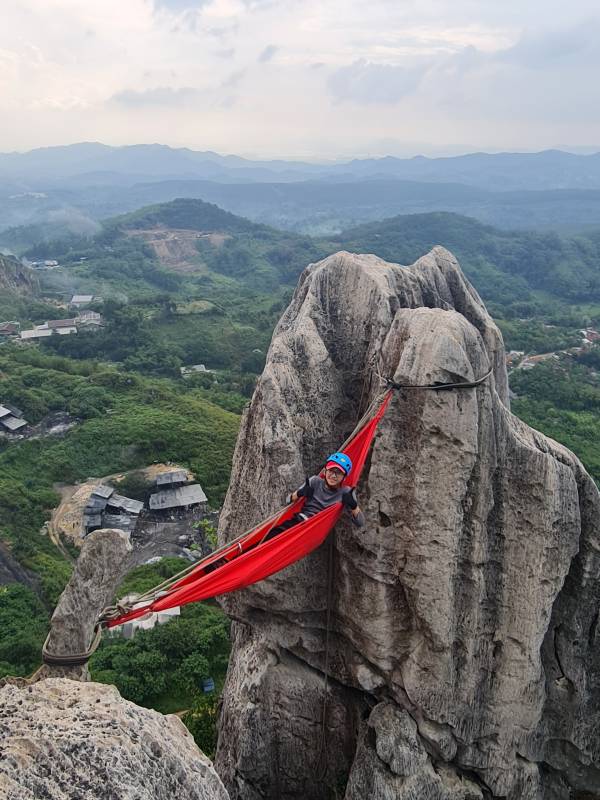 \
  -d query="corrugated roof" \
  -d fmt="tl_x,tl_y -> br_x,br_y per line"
156,470 -> 188,487
109,493 -> 144,515
3,403 -> 23,418
102,513 -> 134,530
47,319 -> 77,328
0,406 -> 12,418
84,514 -> 103,527
1,416 -> 27,431
85,497 -> 108,512
149,484 -> 208,510
21,328 -> 53,339
92,485 -> 114,499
